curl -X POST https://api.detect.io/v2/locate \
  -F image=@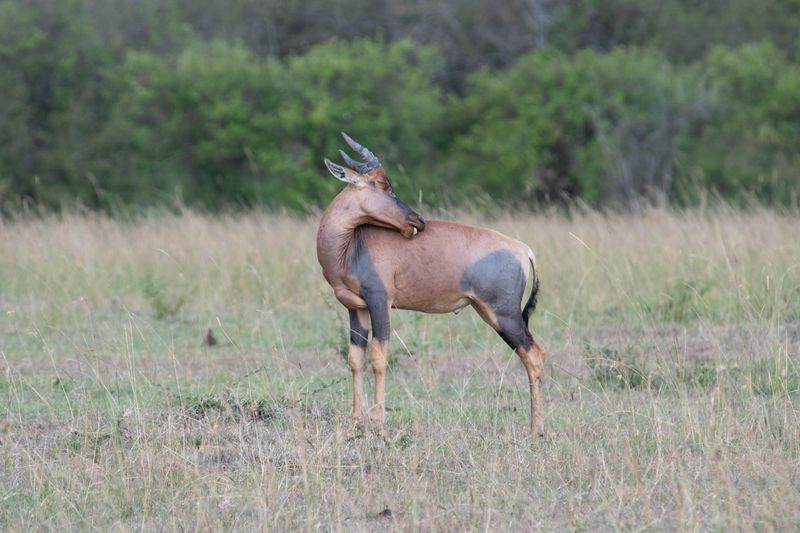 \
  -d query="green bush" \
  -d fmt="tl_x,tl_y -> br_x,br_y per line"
679,43 -> 800,206
86,39 -> 445,210
1,0 -> 799,213
448,48 -> 705,208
